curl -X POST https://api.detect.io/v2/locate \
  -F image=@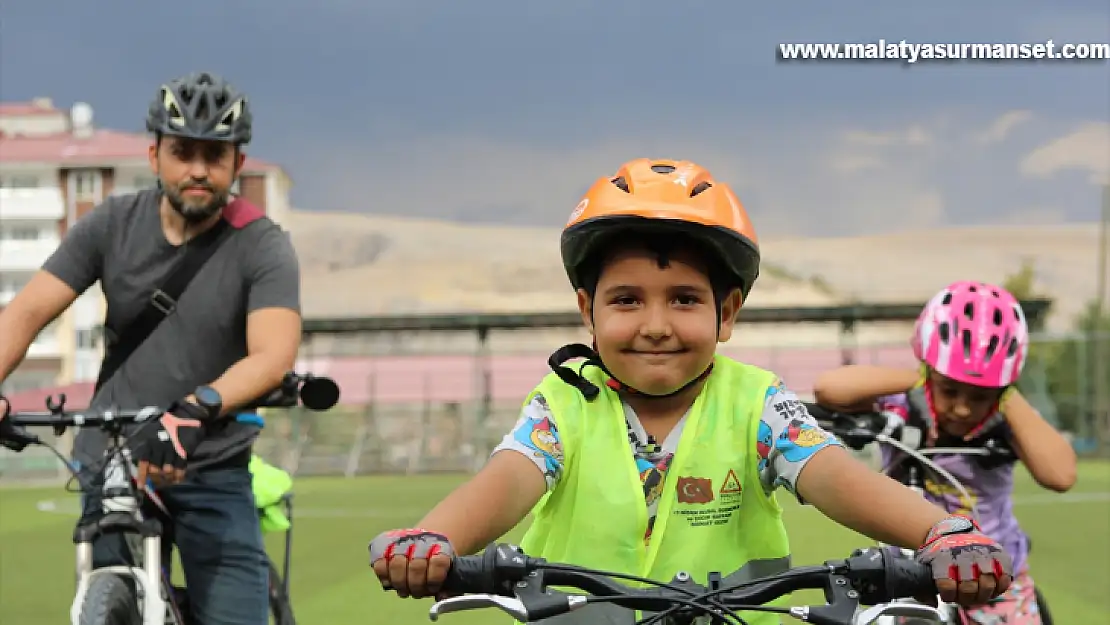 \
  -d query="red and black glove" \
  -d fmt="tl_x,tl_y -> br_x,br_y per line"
915,515 -> 1013,606
369,529 -> 455,598
133,400 -> 207,485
